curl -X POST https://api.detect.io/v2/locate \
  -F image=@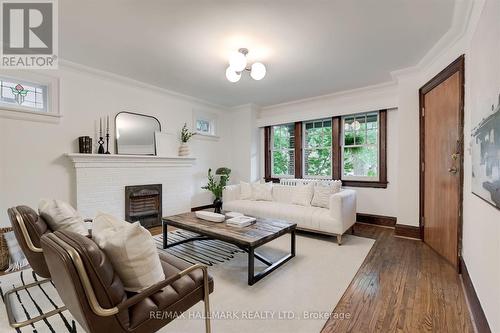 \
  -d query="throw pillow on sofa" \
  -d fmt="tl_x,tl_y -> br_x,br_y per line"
38,199 -> 88,236
240,181 -> 254,200
92,213 -> 165,292
291,183 -> 314,206
311,181 -> 342,208
252,182 -> 273,201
